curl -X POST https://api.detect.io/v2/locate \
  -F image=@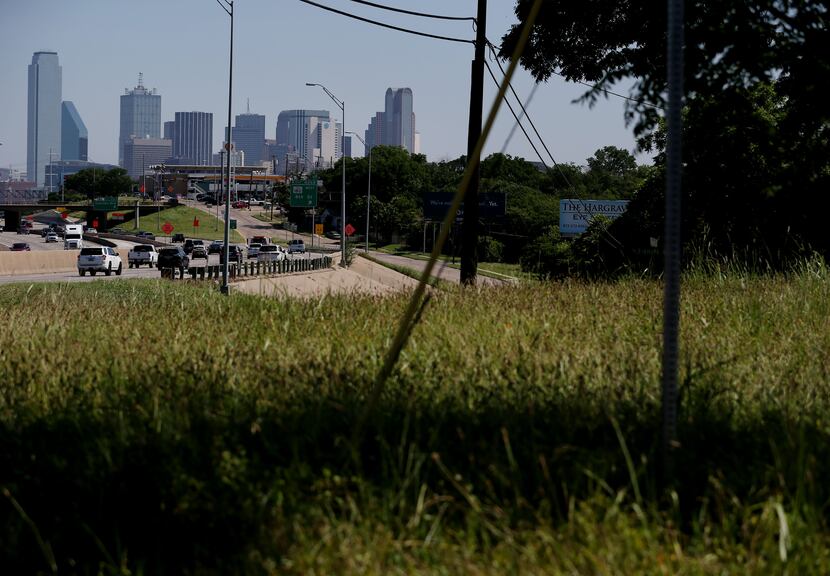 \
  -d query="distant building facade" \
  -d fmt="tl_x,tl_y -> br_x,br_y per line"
364,87 -> 416,155
119,74 -> 161,166
275,109 -> 344,172
233,113 -> 265,166
163,120 -> 175,141
172,112 -> 213,165
61,101 -> 88,161
123,137 -> 172,179
27,51 -> 62,187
